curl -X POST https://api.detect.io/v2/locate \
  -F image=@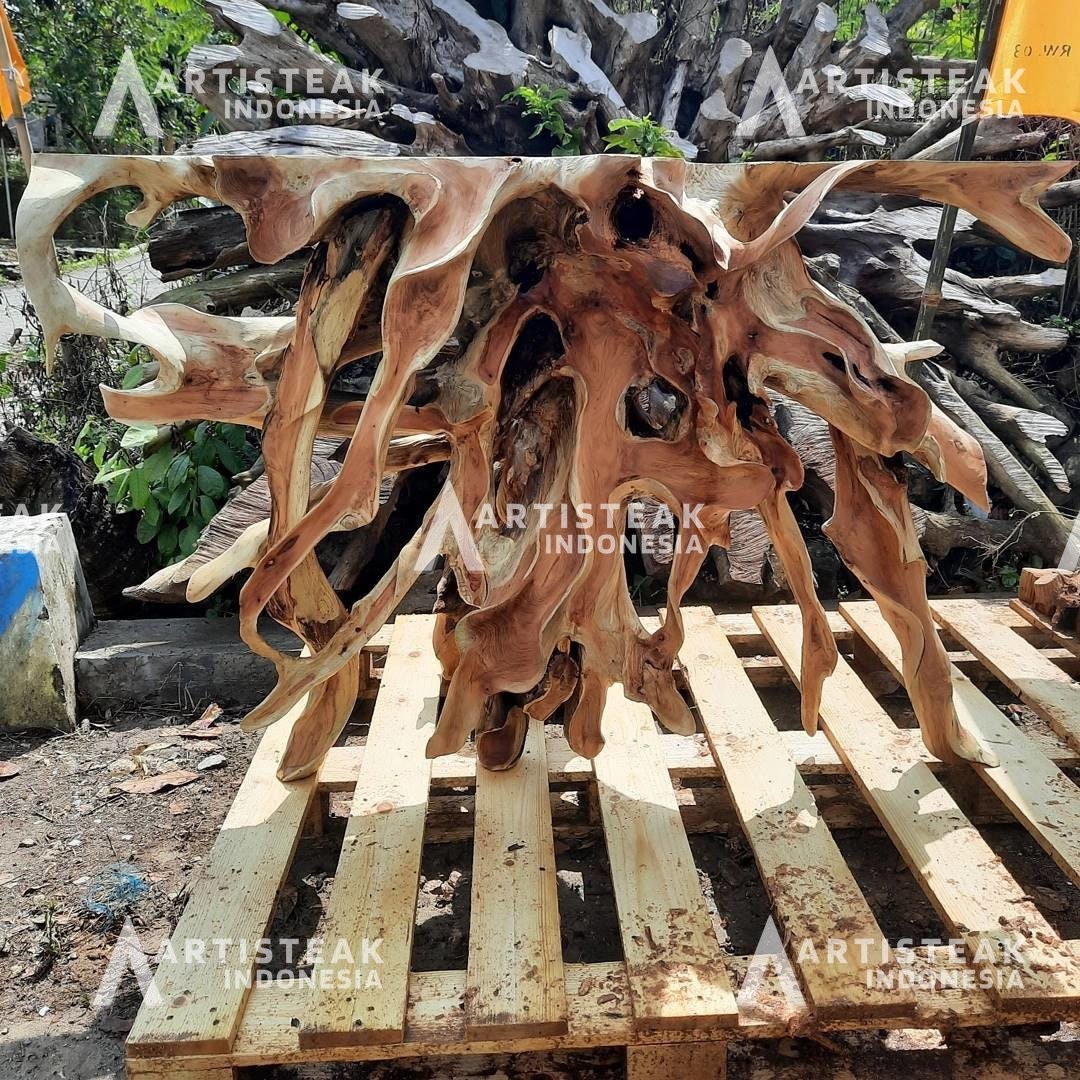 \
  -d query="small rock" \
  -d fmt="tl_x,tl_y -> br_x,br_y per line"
777,1036 -> 799,1058
717,856 -> 743,887
557,869 -> 584,901
18,837 -> 35,848
197,753 -> 227,772
422,879 -> 443,894
447,870 -> 463,887
1032,886 -> 1069,913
